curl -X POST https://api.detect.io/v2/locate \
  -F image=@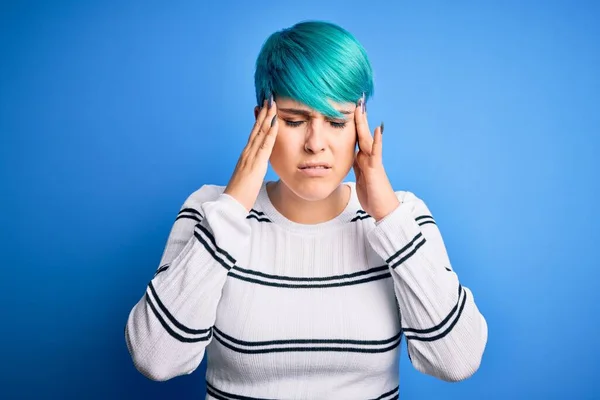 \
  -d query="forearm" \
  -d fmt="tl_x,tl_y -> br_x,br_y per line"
367,192 -> 488,381
125,189 -> 251,381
